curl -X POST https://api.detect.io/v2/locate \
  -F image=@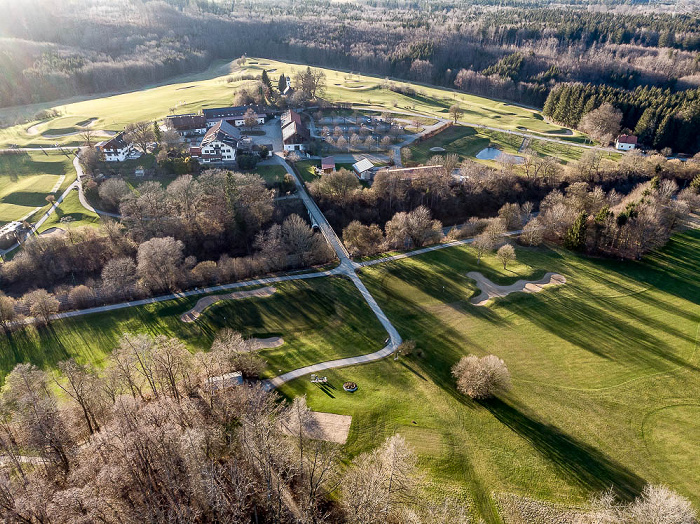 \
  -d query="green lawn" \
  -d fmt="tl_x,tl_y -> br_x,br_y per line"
408,125 -> 610,167
0,57 -> 585,150
36,189 -> 99,233
278,232 -> 700,521
296,160 -> 322,183
0,276 -> 385,382
0,151 -> 76,224
254,164 -> 288,185
408,126 -> 522,166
